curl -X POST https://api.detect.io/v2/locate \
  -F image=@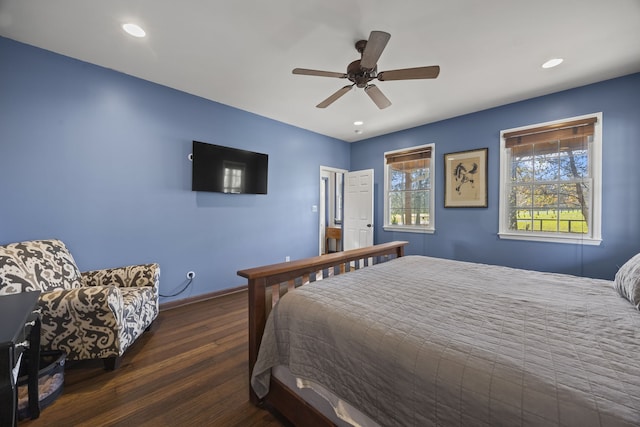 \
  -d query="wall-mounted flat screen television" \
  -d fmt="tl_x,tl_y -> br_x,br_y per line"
192,141 -> 268,194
